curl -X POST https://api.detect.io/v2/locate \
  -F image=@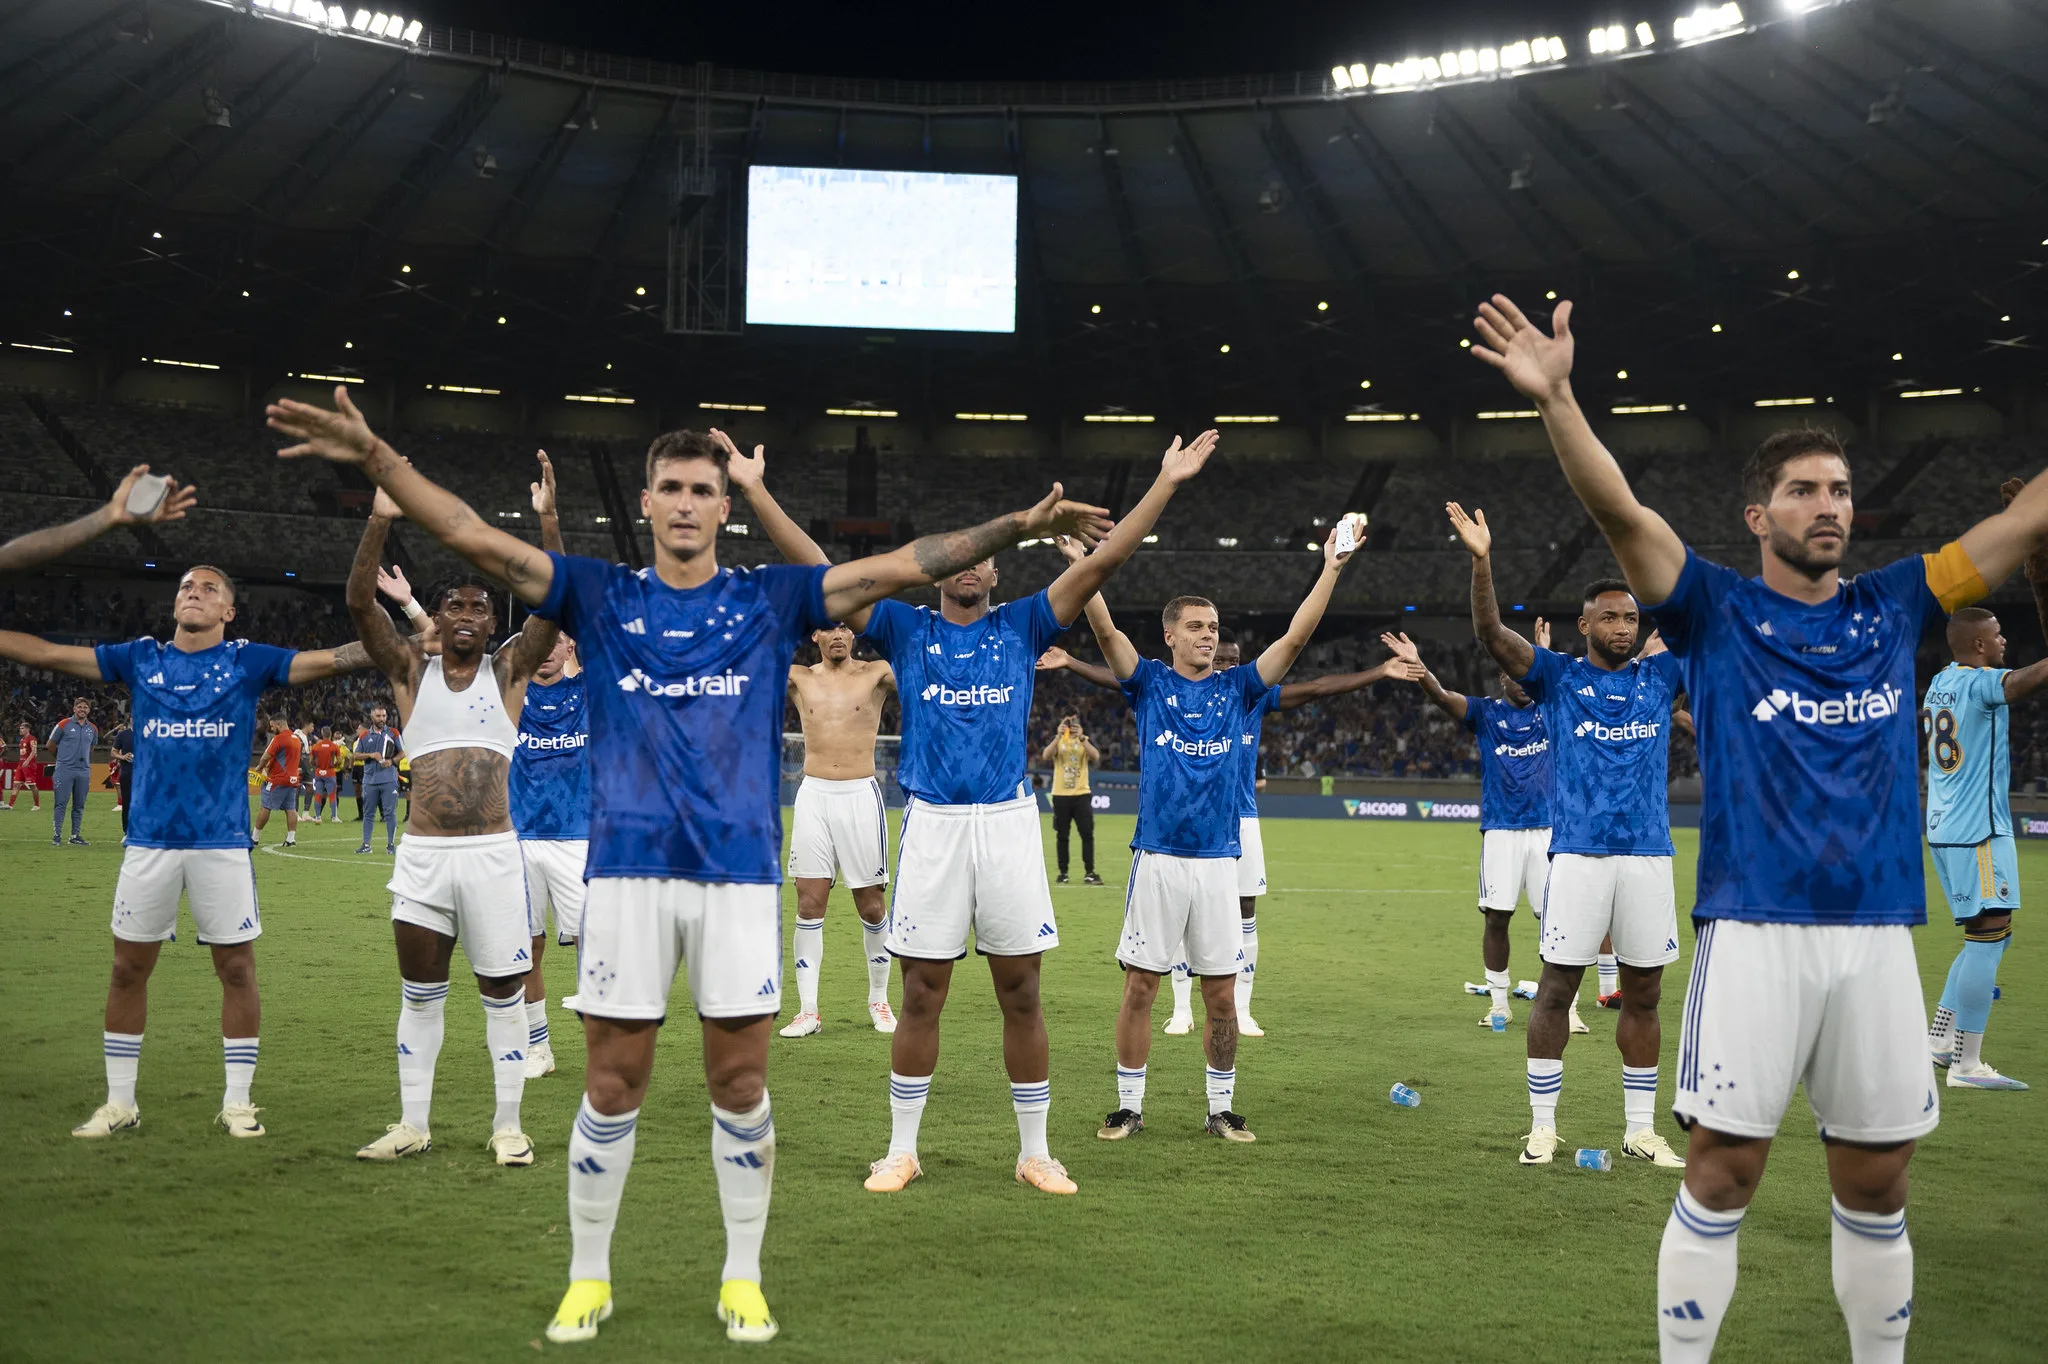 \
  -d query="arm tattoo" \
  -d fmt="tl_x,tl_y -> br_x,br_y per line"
1470,554 -> 1534,675
329,640 -> 372,672
909,512 -> 1022,580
